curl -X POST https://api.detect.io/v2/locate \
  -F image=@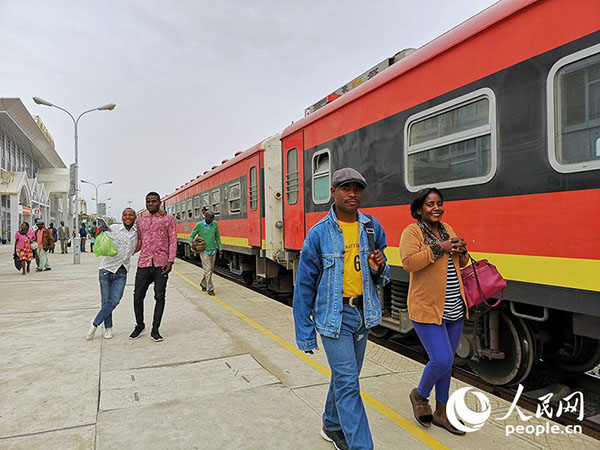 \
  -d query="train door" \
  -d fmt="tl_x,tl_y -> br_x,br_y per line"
248,155 -> 261,247
282,131 -> 304,250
